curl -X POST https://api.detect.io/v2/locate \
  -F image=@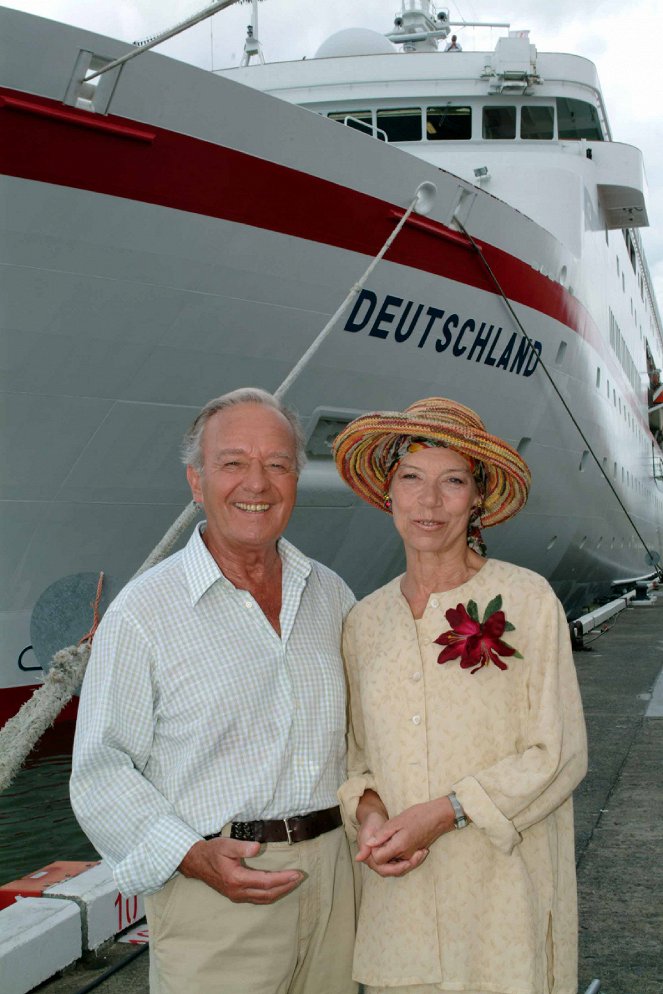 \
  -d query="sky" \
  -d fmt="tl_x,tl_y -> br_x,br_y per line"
5,0 -> 663,310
